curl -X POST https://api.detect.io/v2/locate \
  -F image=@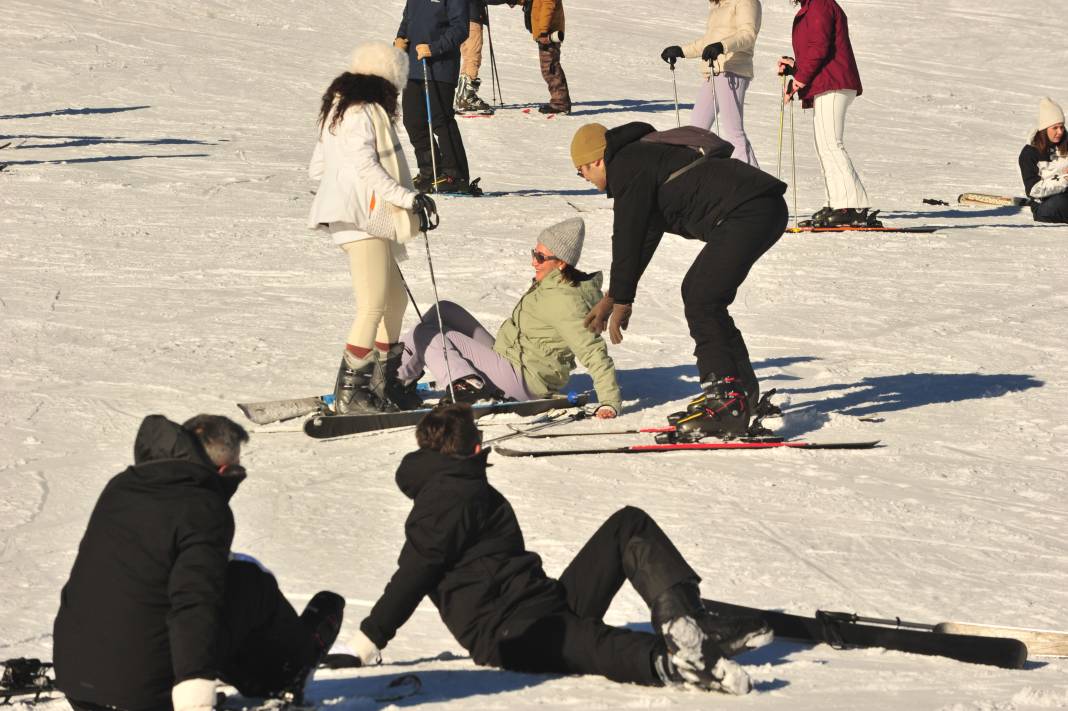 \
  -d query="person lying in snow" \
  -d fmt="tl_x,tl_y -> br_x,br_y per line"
345,403 -> 772,693
394,217 -> 621,418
